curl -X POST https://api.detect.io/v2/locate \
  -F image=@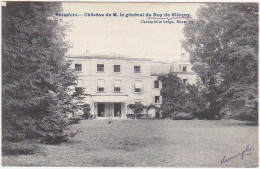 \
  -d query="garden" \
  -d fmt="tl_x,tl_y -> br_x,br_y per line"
3,119 -> 258,167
